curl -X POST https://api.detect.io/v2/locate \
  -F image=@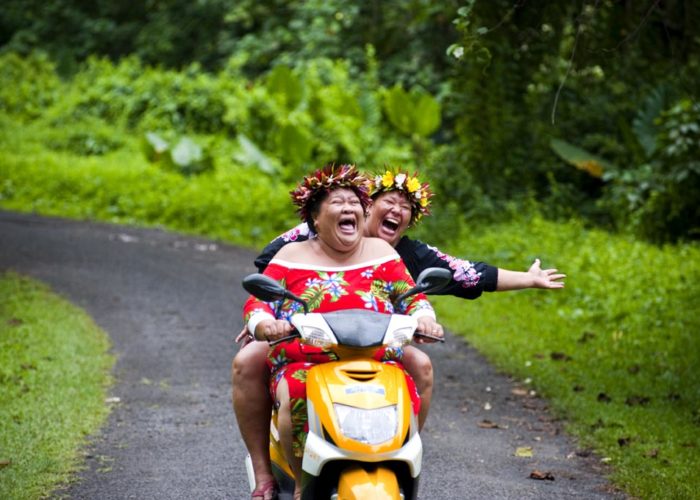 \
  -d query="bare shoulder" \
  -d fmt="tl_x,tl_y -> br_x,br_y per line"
273,241 -> 312,262
363,237 -> 398,258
